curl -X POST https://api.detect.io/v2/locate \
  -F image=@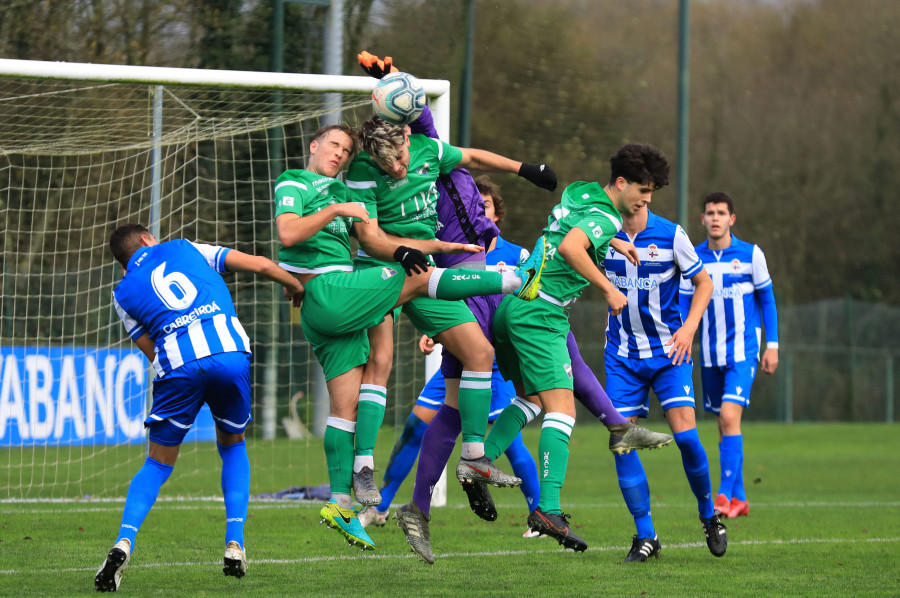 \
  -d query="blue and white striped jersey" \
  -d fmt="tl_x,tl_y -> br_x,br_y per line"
604,212 -> 704,359
488,236 -> 528,268
680,235 -> 778,367
112,239 -> 251,378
